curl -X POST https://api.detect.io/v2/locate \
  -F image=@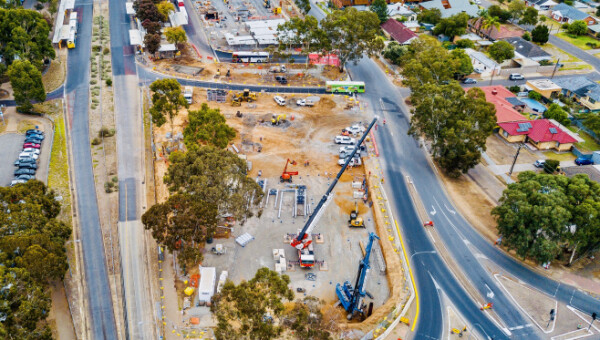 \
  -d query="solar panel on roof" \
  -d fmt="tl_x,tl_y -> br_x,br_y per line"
549,128 -> 557,134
